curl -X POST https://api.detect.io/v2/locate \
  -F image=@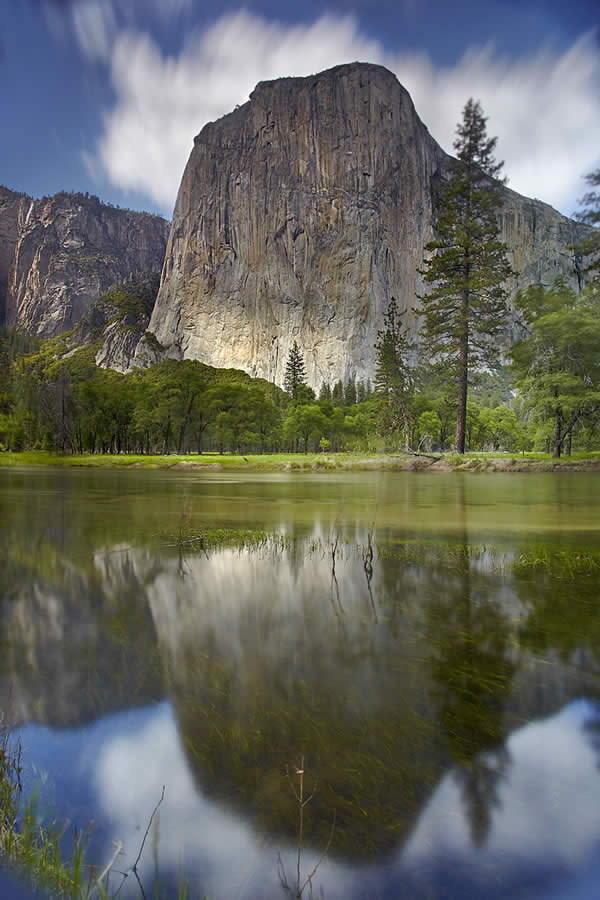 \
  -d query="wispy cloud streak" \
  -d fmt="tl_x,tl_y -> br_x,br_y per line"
70,5 -> 600,217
